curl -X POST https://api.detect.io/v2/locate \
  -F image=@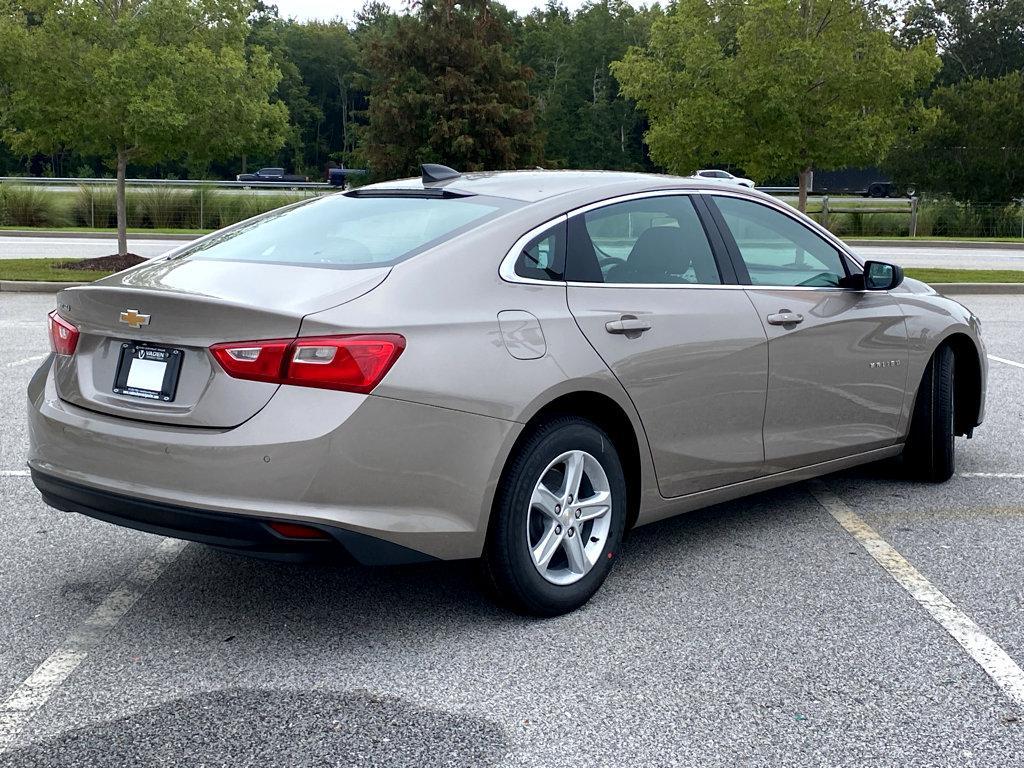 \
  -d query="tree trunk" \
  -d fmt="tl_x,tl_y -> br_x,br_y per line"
115,148 -> 128,257
797,165 -> 813,213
